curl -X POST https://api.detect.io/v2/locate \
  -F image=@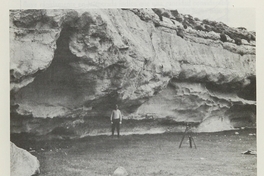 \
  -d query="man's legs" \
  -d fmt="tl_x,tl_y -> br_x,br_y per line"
111,122 -> 115,137
117,120 -> 120,137
112,119 -> 120,137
